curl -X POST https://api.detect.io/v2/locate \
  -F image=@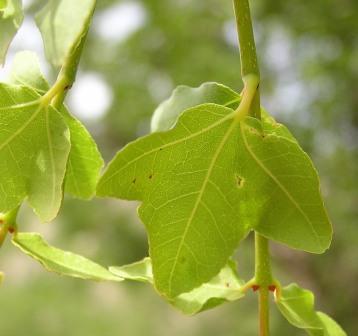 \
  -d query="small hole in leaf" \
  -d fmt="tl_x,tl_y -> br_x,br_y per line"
236,175 -> 245,188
